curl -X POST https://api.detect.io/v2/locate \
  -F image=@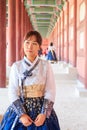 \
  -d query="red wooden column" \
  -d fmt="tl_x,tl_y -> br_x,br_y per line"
68,0 -> 77,66
8,0 -> 16,66
59,17 -> 61,61
77,0 -> 87,87
53,22 -> 58,59
61,11 -> 64,61
57,19 -> 60,60
26,12 -> 30,33
21,0 -> 24,44
27,17 -> 30,31
64,1 -> 69,63
16,0 -> 21,61
25,10 -> 30,33
24,7 -> 26,36
28,17 -> 31,31
0,0 -> 6,88
66,2 -> 69,63
56,20 -> 58,59
85,0 -> 87,88
25,10 -> 28,33
73,0 -> 77,66
24,9 -> 27,34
